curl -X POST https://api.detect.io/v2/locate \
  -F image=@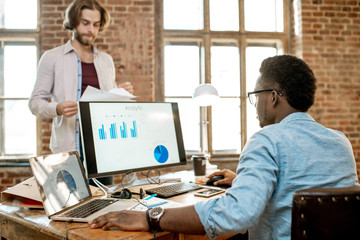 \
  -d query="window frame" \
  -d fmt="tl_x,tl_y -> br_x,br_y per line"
155,0 -> 290,159
0,0 -> 41,160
